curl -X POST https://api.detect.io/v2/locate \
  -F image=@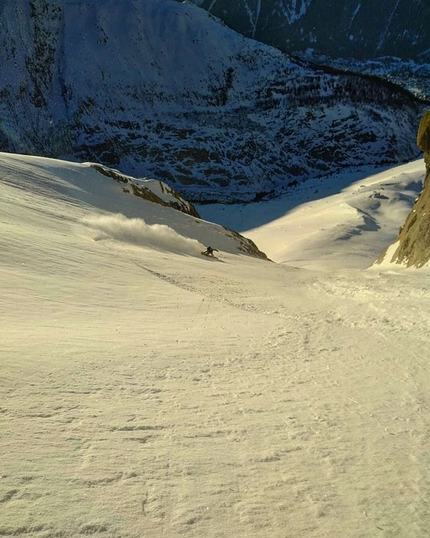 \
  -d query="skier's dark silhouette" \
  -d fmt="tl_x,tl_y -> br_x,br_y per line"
202,246 -> 219,257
